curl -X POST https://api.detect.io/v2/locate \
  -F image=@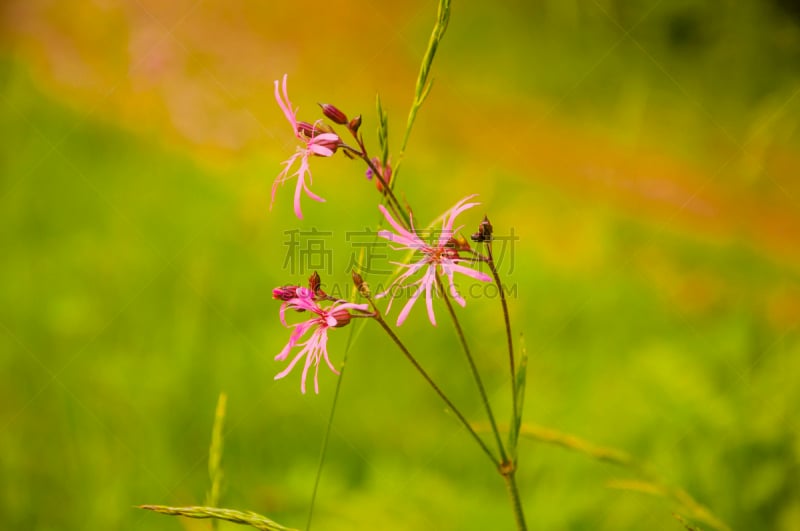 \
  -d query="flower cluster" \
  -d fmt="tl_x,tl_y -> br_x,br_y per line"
270,74 -> 494,391
272,275 -> 368,394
